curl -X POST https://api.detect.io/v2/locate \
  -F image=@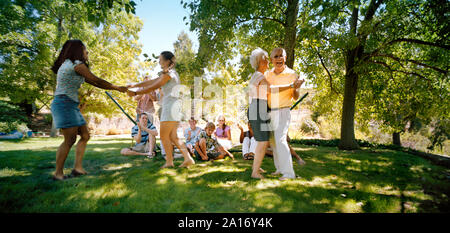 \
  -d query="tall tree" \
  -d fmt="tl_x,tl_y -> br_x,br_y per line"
307,0 -> 449,149
183,0 -> 303,69
0,0 -> 143,136
184,0 -> 449,150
